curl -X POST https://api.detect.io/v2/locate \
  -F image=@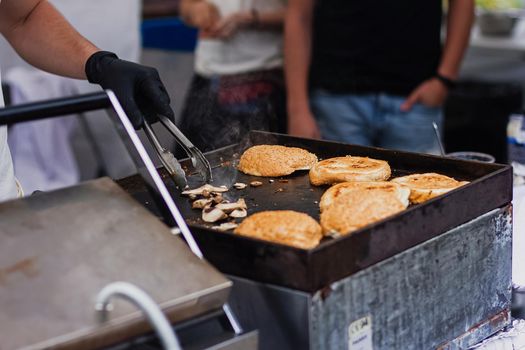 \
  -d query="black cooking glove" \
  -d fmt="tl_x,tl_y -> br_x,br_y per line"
85,51 -> 174,129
